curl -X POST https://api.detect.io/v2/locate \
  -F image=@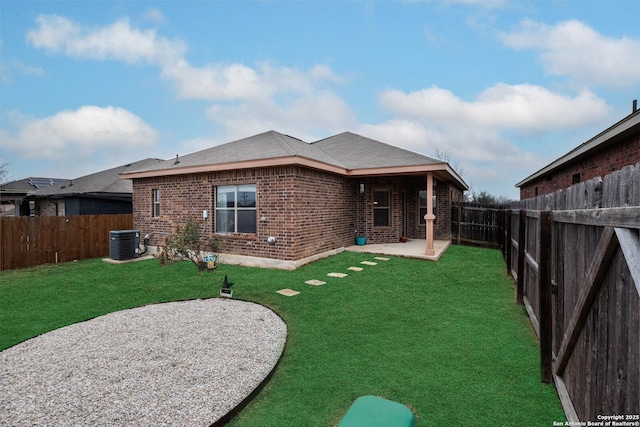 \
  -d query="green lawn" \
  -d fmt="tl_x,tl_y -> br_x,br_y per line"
0,246 -> 565,426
